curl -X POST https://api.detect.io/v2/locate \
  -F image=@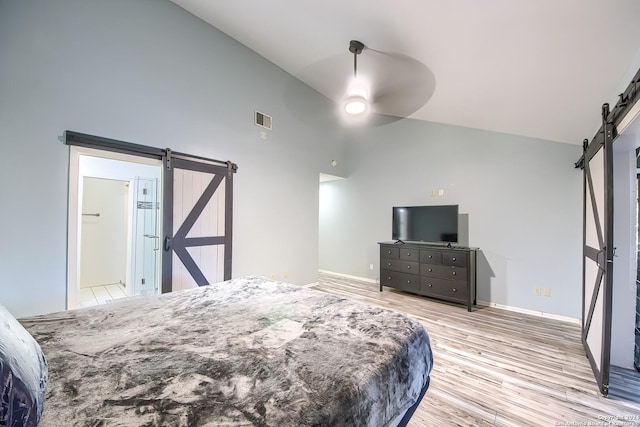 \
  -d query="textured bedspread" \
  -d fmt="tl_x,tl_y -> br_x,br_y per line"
20,276 -> 433,426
